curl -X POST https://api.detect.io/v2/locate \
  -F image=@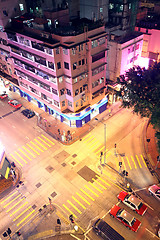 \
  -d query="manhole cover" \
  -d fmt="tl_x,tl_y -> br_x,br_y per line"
62,163 -> 66,167
46,165 -> 55,173
77,166 -> 99,182
51,192 -> 57,198
72,154 -> 77,158
71,161 -> 76,165
36,182 -> 42,188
